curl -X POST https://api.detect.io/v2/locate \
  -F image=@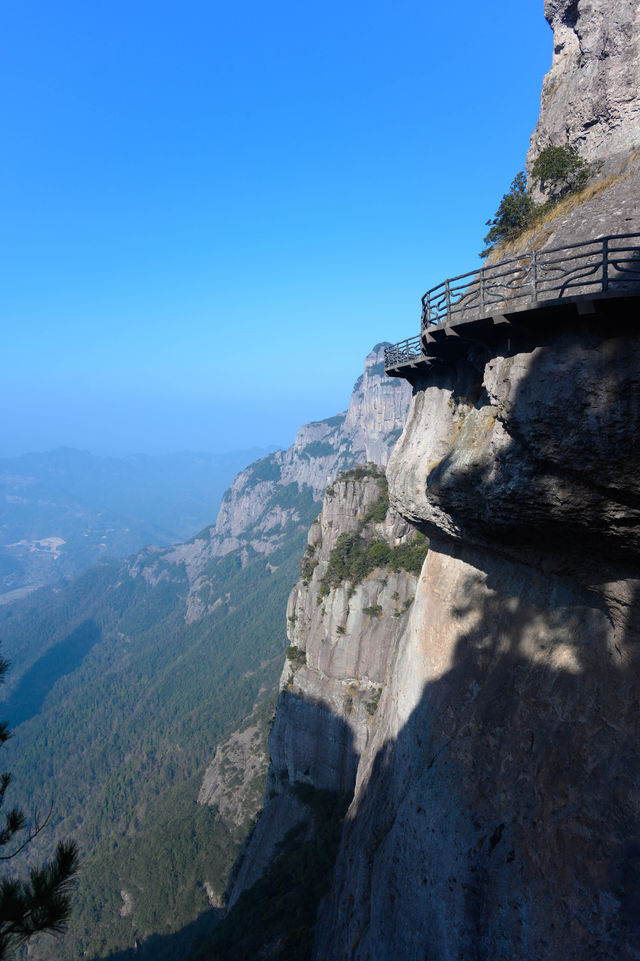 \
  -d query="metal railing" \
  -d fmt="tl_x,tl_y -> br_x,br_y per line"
421,233 -> 640,329
384,233 -> 640,370
383,335 -> 423,370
